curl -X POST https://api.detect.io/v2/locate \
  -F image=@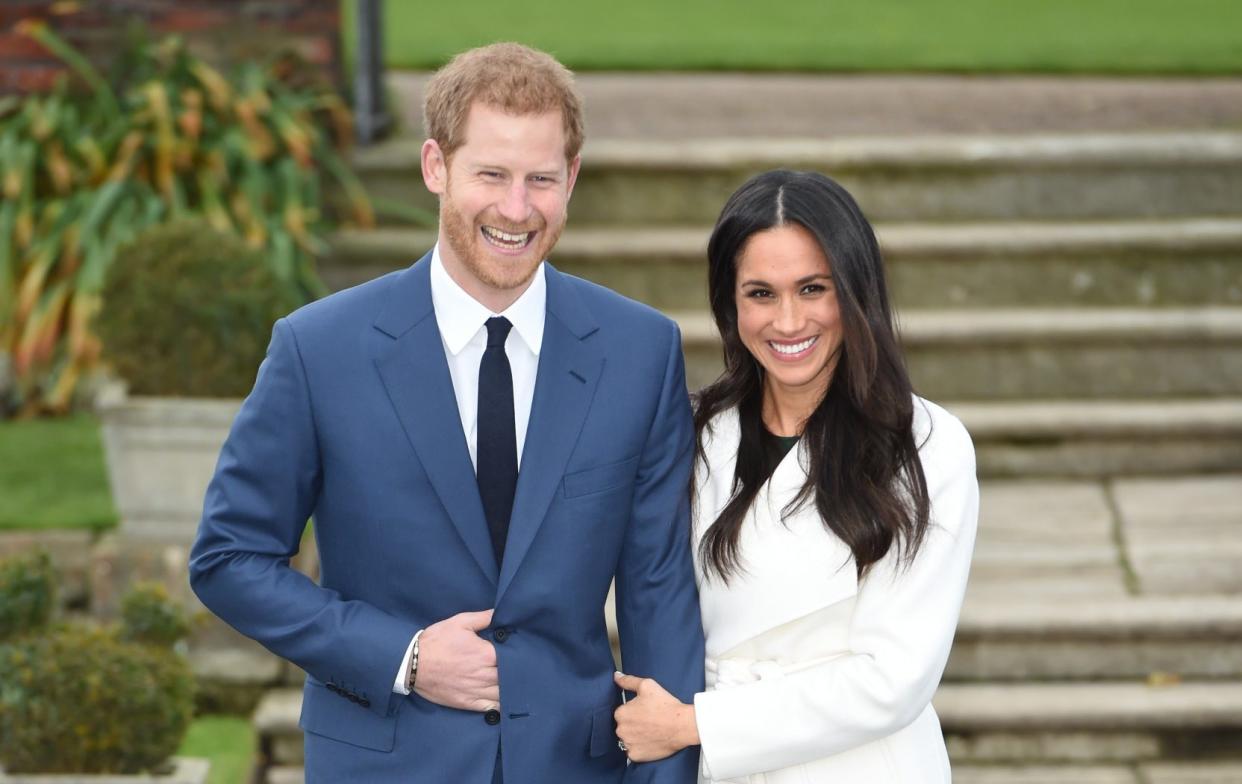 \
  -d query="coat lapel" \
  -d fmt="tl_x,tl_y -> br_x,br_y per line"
373,254 -> 499,585
496,266 -> 602,603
